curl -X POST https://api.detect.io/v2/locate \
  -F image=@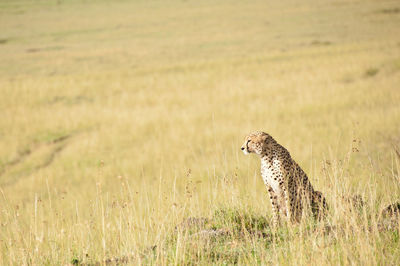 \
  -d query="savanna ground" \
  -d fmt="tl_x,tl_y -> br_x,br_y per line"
1,0 -> 400,264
